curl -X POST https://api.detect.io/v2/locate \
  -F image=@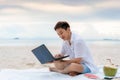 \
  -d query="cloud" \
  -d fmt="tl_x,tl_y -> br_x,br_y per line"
0,23 -> 56,39
70,20 -> 120,39
94,0 -> 120,9
0,0 -> 120,39
1,0 -> 120,20
21,2 -> 93,15
94,8 -> 120,20
90,0 -> 120,19
0,25 -> 24,38
1,0 -> 93,15
0,8 -> 27,15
